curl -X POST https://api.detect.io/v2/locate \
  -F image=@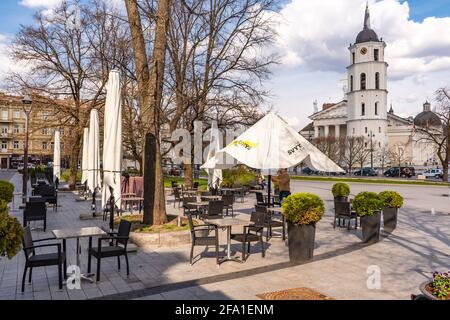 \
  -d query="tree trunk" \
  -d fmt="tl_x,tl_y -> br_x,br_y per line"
68,130 -> 82,190
183,162 -> 193,189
